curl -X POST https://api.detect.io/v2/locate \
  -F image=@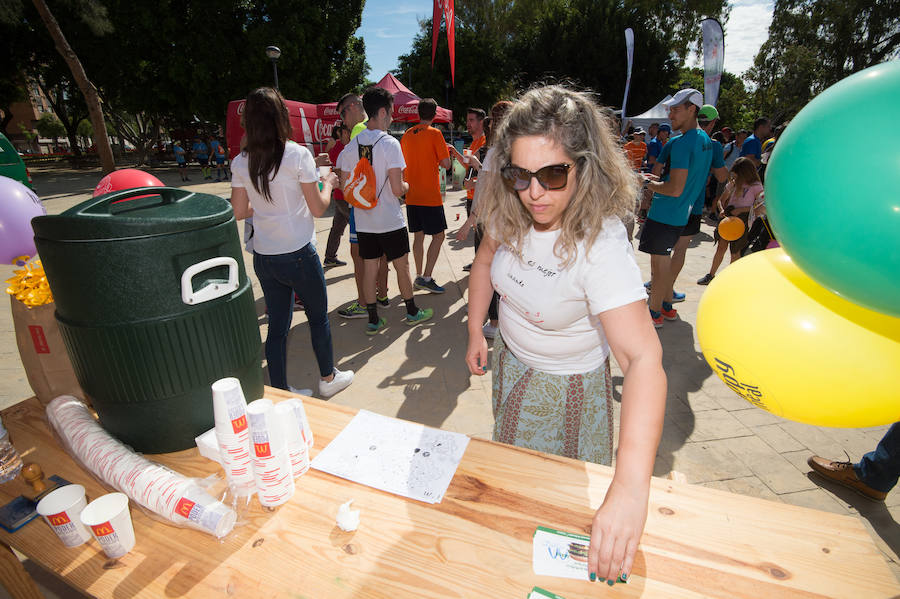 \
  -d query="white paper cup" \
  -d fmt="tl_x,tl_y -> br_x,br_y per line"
319,165 -> 332,179
212,377 -> 250,433
80,493 -> 135,559
36,484 -> 92,548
